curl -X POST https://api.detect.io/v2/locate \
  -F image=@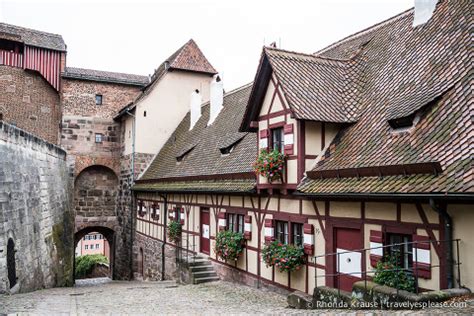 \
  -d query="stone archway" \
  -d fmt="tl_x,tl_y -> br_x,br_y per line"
74,226 -> 115,281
